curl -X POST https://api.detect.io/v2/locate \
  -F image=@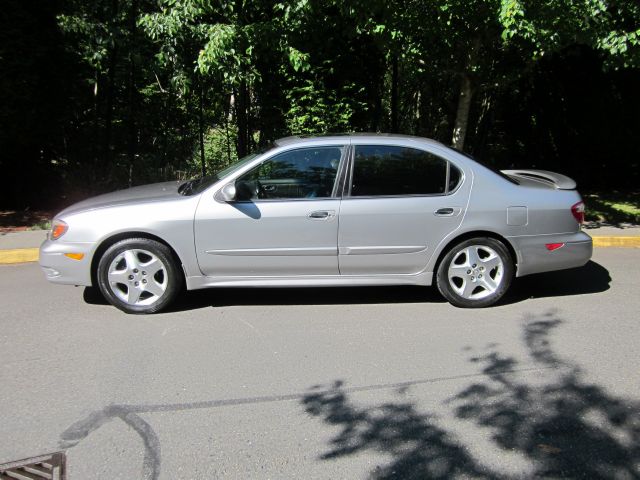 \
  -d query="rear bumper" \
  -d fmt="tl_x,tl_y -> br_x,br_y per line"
509,231 -> 593,277
39,238 -> 94,286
